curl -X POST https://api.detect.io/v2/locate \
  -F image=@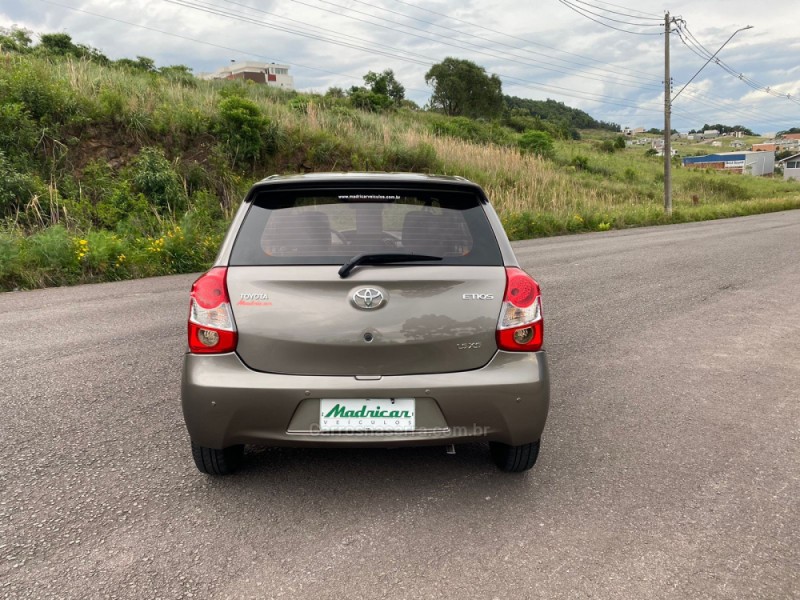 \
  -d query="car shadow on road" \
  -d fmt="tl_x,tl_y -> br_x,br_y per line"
188,442 -> 544,507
